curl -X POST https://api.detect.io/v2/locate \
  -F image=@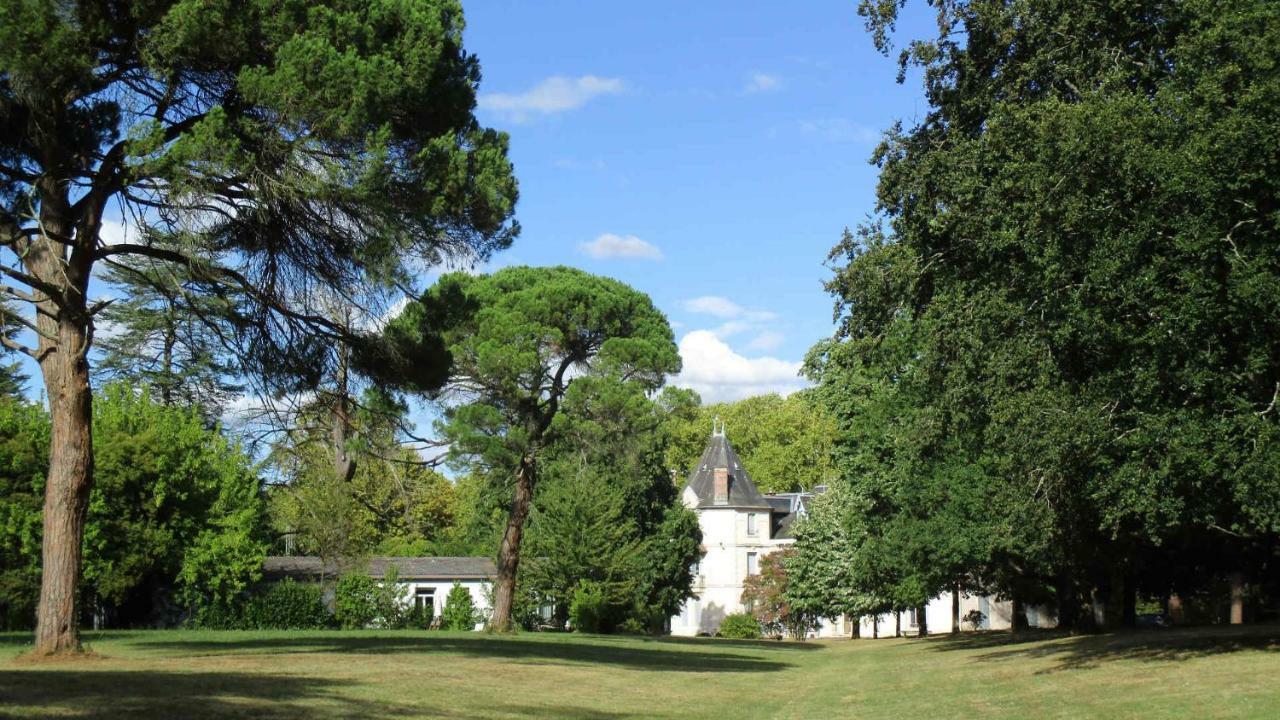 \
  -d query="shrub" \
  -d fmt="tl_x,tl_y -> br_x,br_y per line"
963,609 -> 986,631
242,579 -> 330,629
568,581 -> 608,633
334,572 -> 381,629
718,612 -> 762,639
440,583 -> 478,631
